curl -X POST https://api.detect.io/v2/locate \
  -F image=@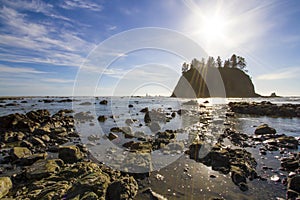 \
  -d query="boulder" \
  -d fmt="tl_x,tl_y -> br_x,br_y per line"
106,176 -> 138,200
108,133 -> 118,140
99,100 -> 108,105
59,146 -> 83,164
254,124 -> 276,135
0,177 -> 12,199
287,175 -> 300,198
97,115 -> 107,122
26,159 -> 63,179
10,147 -> 32,160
